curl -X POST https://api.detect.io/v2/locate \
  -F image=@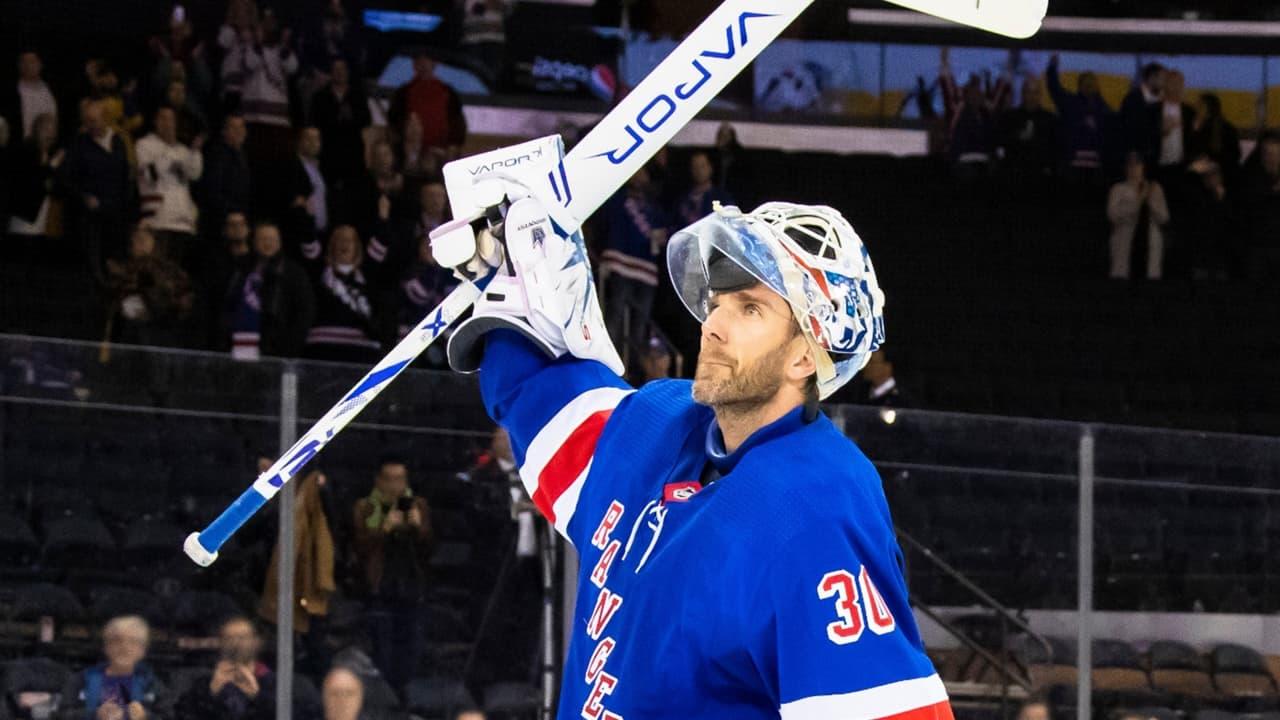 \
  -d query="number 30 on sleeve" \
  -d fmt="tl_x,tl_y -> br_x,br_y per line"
817,567 -> 897,646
